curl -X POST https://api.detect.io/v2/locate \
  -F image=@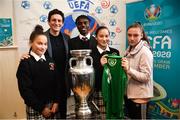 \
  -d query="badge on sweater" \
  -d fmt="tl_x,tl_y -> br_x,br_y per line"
49,62 -> 55,70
